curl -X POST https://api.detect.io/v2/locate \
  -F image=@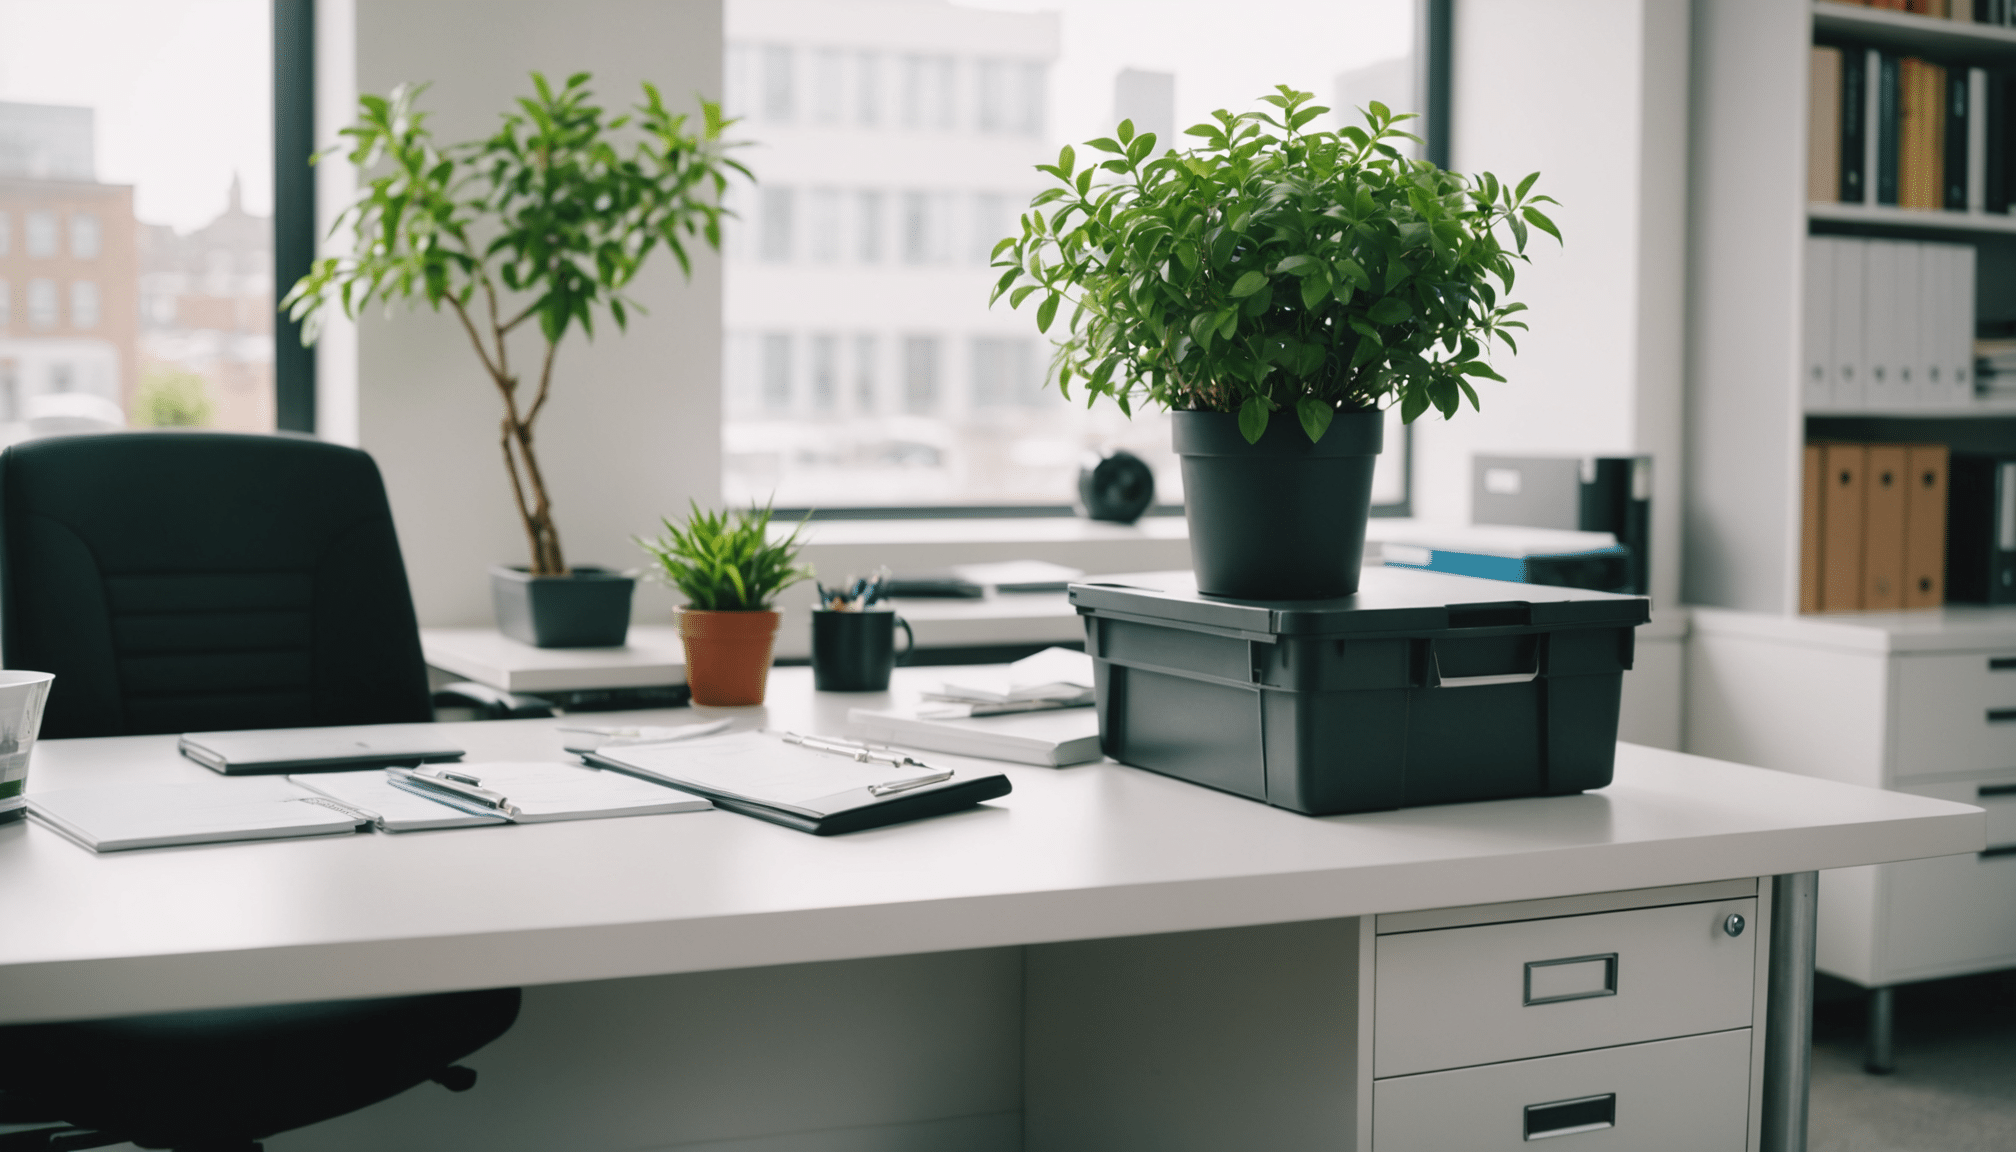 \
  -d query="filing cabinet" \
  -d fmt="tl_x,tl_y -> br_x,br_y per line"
1024,879 -> 1770,1151
1689,609 -> 2016,988
1369,883 -> 1766,1150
